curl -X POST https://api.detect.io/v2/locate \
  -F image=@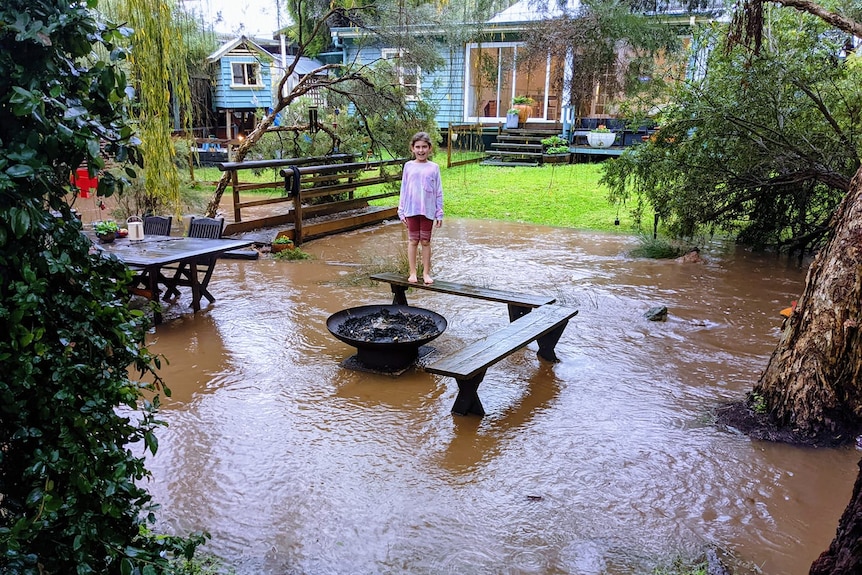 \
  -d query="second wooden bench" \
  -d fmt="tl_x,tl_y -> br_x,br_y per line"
425,304 -> 578,416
